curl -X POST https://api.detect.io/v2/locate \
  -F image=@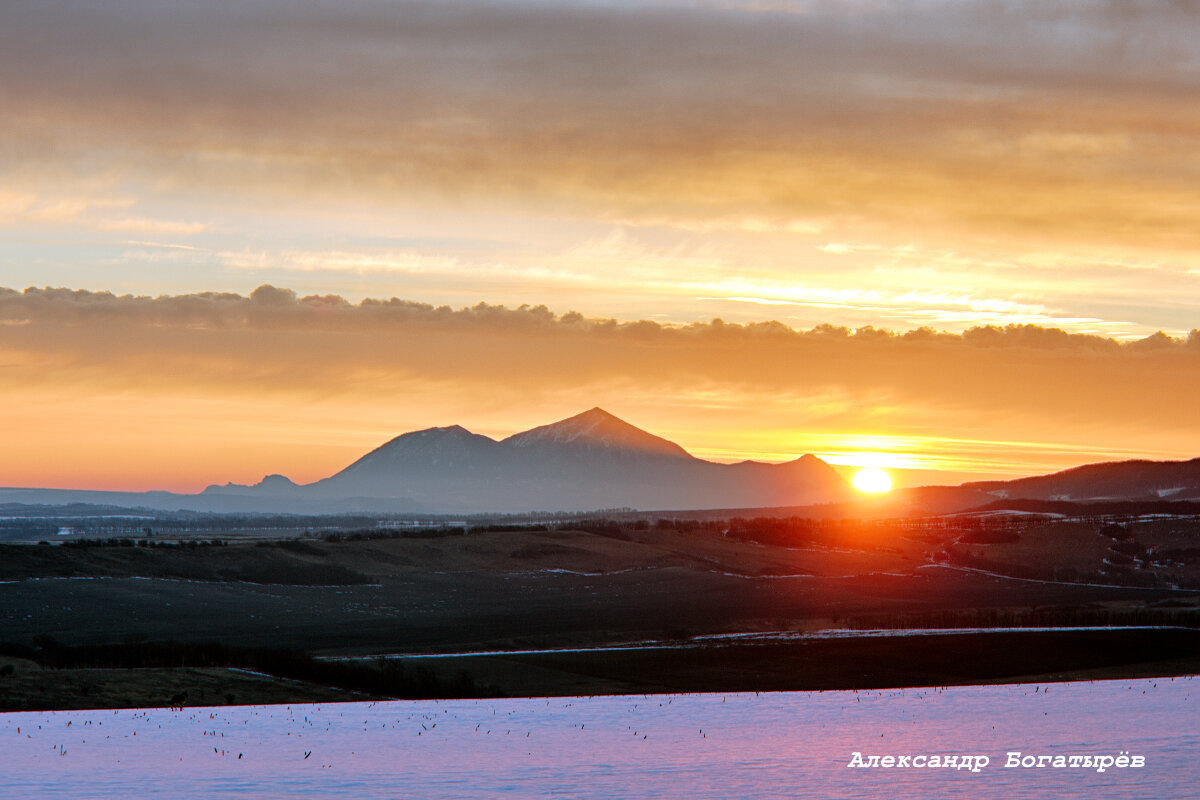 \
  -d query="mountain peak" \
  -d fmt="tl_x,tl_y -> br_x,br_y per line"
201,472 -> 301,496
415,424 -> 471,436
257,474 -> 298,488
330,424 -> 501,478
503,408 -> 693,459
373,424 -> 481,446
